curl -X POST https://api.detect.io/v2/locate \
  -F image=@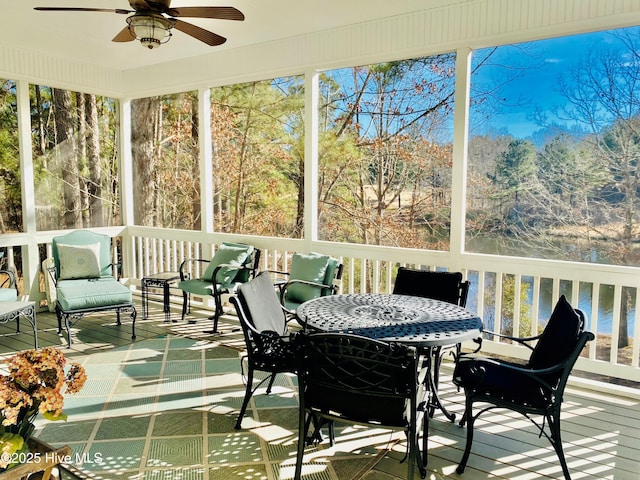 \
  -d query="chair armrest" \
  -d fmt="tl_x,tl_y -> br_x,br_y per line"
179,258 -> 211,280
459,356 -> 565,392
280,279 -> 337,303
482,329 -> 542,351
0,269 -> 16,289
104,262 -> 123,280
210,262 -> 254,289
267,269 -> 290,277
46,265 -> 58,287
